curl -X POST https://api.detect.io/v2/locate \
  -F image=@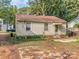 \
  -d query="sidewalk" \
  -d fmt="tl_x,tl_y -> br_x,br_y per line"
54,39 -> 78,42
